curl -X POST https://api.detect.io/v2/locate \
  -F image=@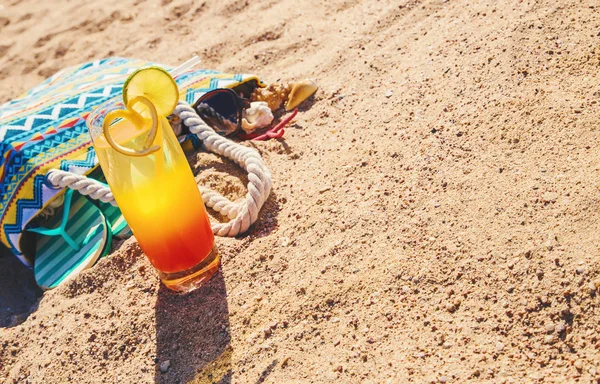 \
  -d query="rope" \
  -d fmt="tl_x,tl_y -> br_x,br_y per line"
46,100 -> 272,237
46,171 -> 116,204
